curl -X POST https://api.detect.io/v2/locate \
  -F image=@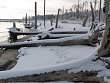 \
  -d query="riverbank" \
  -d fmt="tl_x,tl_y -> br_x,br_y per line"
0,70 -> 105,83
0,40 -> 106,83
0,35 -> 31,71
0,22 -> 108,82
